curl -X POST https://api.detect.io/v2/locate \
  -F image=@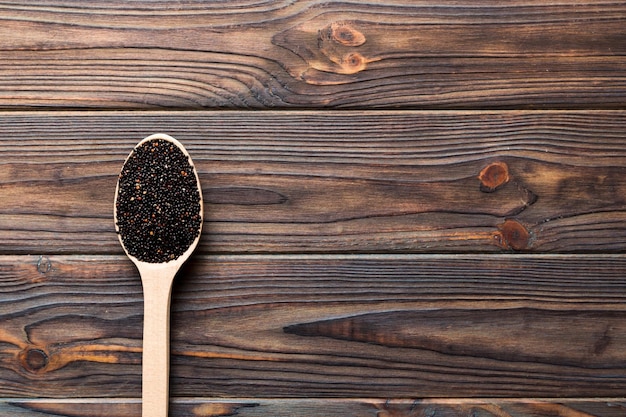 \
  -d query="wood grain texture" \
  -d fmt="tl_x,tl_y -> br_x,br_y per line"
1,0 -> 624,413
1,398 -> 625,417
1,111 -> 625,254
0,1 -> 624,109
2,254 -> 626,398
